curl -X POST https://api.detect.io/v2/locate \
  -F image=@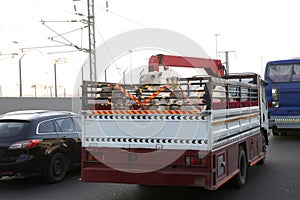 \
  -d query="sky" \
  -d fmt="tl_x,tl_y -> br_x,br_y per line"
1,0 -> 300,96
